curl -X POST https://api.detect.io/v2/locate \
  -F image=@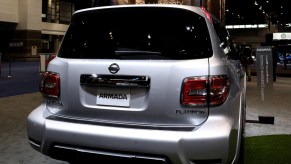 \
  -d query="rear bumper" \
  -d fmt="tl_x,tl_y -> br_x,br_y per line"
27,105 -> 240,164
